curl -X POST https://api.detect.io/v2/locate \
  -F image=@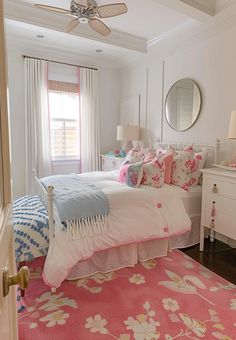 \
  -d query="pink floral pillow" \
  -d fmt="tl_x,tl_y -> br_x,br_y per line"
167,144 -> 178,155
171,151 -> 194,191
183,144 -> 194,152
125,148 -> 146,164
183,145 -> 208,186
143,149 -> 156,163
190,151 -> 207,186
141,155 -> 165,188
118,162 -> 143,187
163,153 -> 173,184
155,147 -> 166,156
